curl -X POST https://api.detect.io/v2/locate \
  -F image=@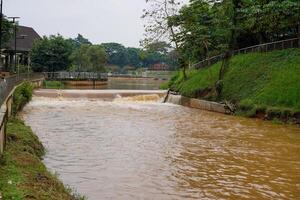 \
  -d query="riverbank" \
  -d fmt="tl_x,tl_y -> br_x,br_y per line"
163,48 -> 300,124
0,82 -> 85,200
